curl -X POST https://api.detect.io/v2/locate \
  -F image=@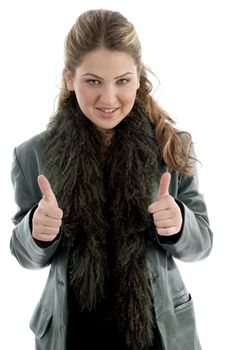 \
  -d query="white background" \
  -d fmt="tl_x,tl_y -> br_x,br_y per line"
0,0 -> 232,349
